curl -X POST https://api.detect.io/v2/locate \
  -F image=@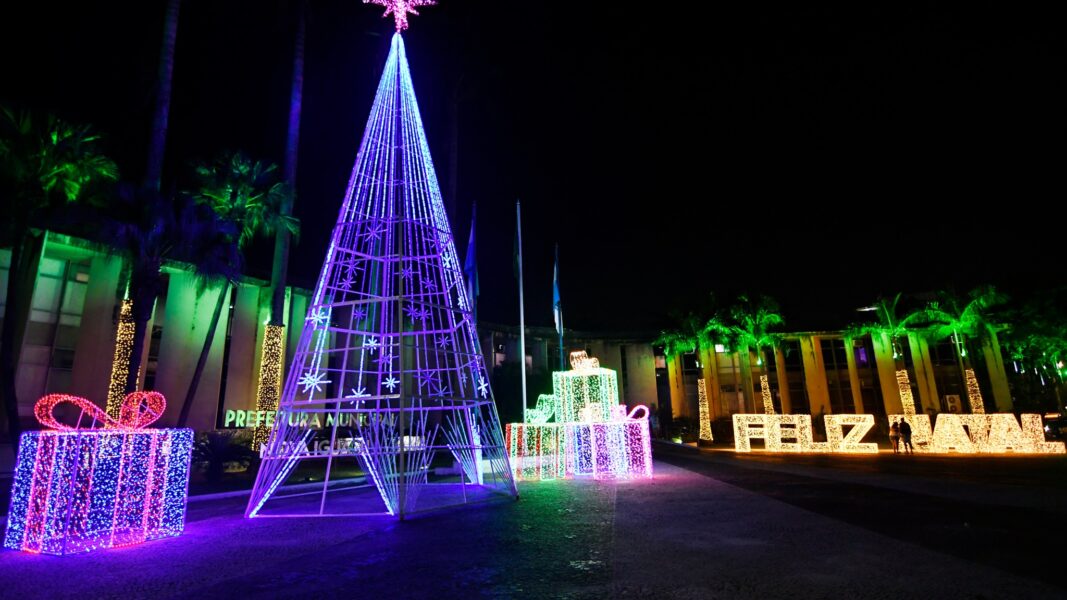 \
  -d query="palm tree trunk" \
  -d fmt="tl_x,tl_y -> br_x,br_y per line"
252,1 -> 304,446
758,348 -> 773,413
268,0 -> 305,326
178,281 -> 229,428
1,229 -> 45,453
125,269 -> 160,393
144,0 -> 181,192
952,336 -> 969,408
699,344 -> 717,420
738,344 -> 754,413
